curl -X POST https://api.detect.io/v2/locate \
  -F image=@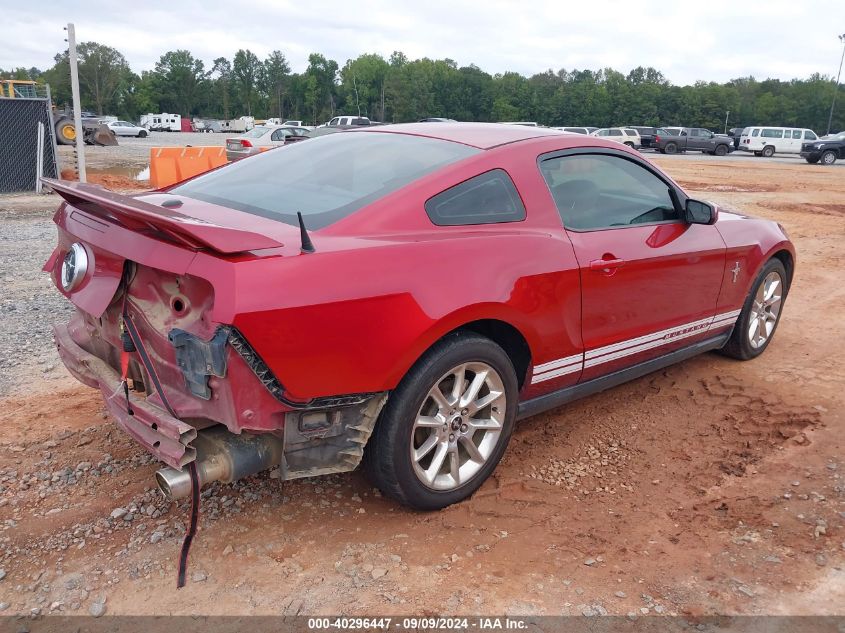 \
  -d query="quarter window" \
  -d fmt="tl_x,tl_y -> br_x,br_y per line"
540,154 -> 680,231
752,129 -> 760,137
425,169 -> 525,226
